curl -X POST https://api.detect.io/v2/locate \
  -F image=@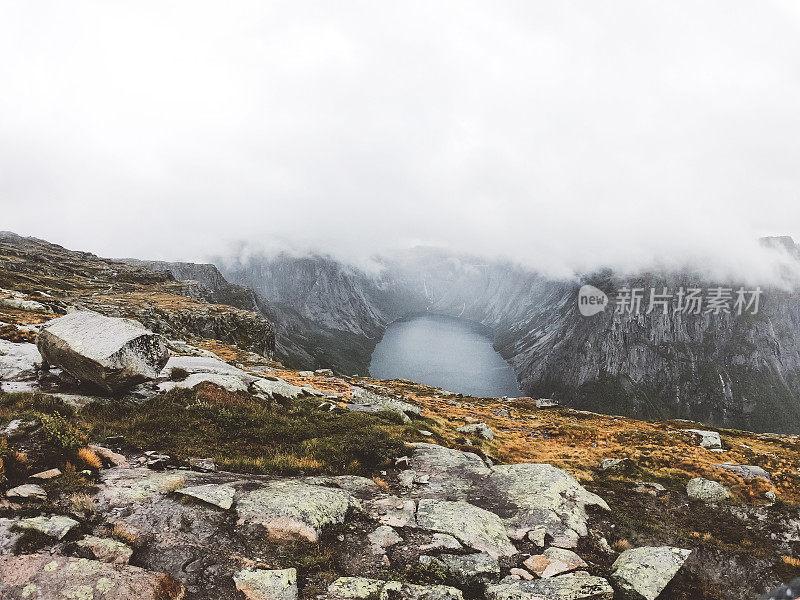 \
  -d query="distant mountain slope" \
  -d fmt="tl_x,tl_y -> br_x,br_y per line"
222,243 -> 800,433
